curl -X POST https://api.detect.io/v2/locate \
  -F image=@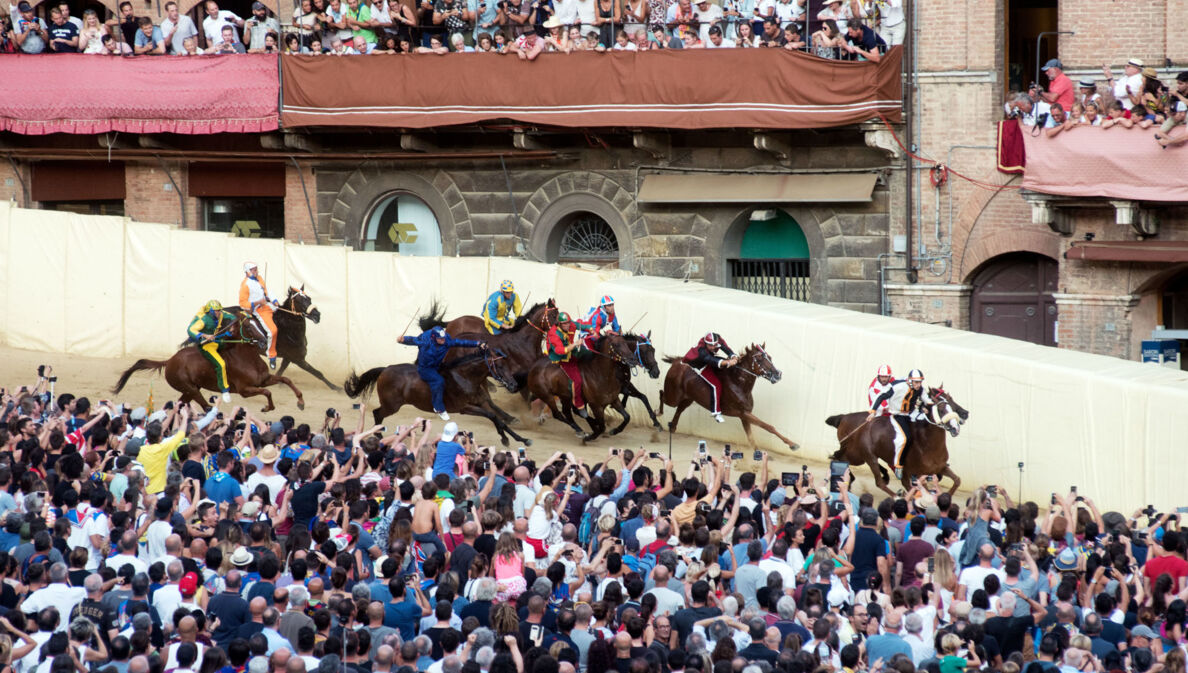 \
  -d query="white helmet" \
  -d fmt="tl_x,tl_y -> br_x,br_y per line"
907,369 -> 924,381
243,262 -> 257,273
877,365 -> 892,378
